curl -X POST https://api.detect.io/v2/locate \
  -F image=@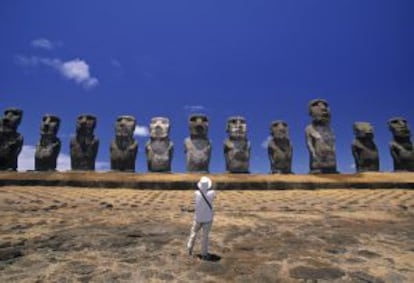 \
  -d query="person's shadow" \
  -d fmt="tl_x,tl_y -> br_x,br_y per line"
196,253 -> 221,262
